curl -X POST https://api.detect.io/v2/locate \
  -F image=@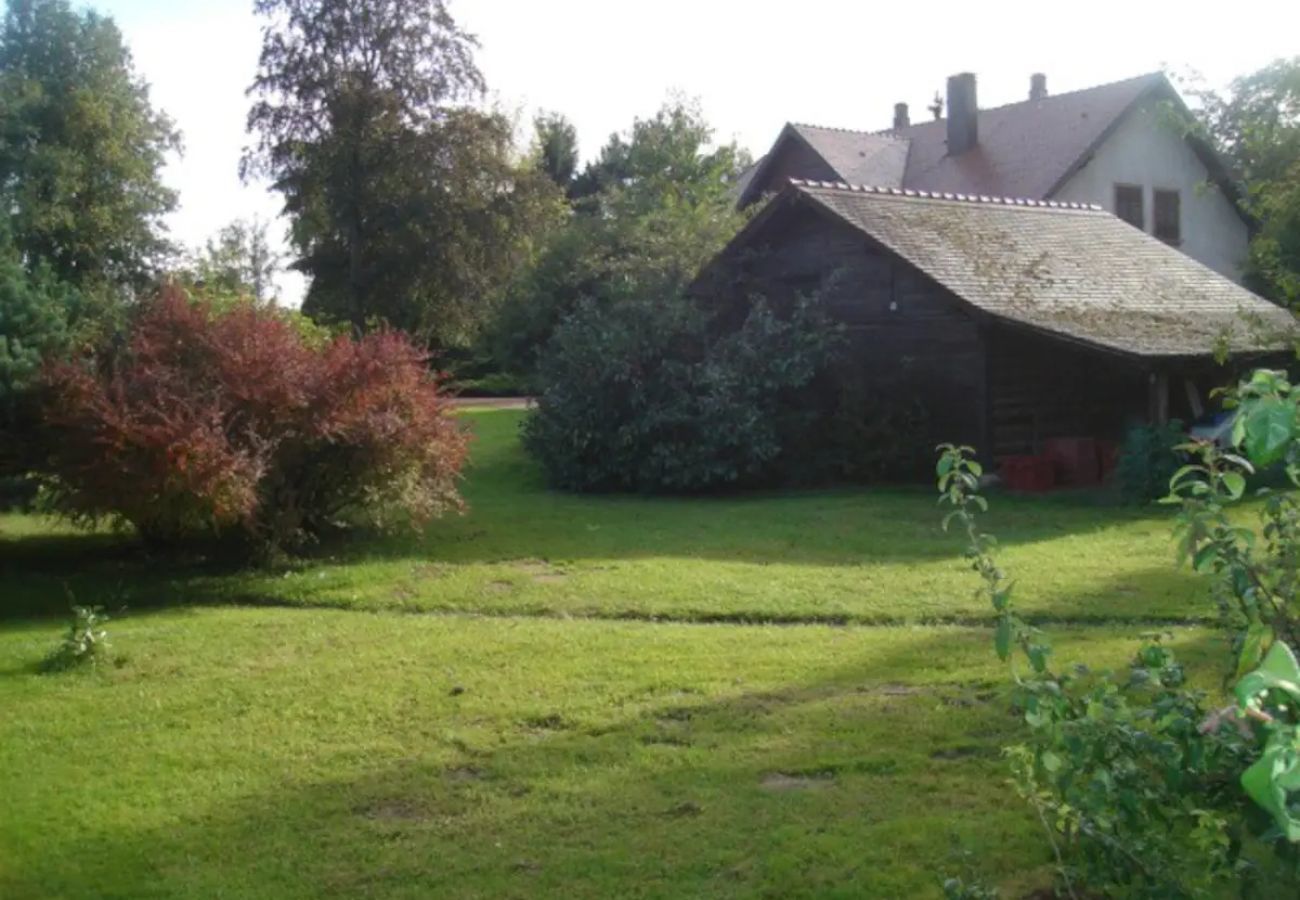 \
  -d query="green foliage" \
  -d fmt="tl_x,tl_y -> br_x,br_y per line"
0,0 -> 180,290
486,98 -> 750,377
938,443 -> 1273,898
532,111 -> 578,192
1179,59 -> 1300,306
41,604 -> 112,672
1116,419 -> 1186,503
244,0 -> 564,344
522,293 -> 838,493
186,218 -> 283,305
